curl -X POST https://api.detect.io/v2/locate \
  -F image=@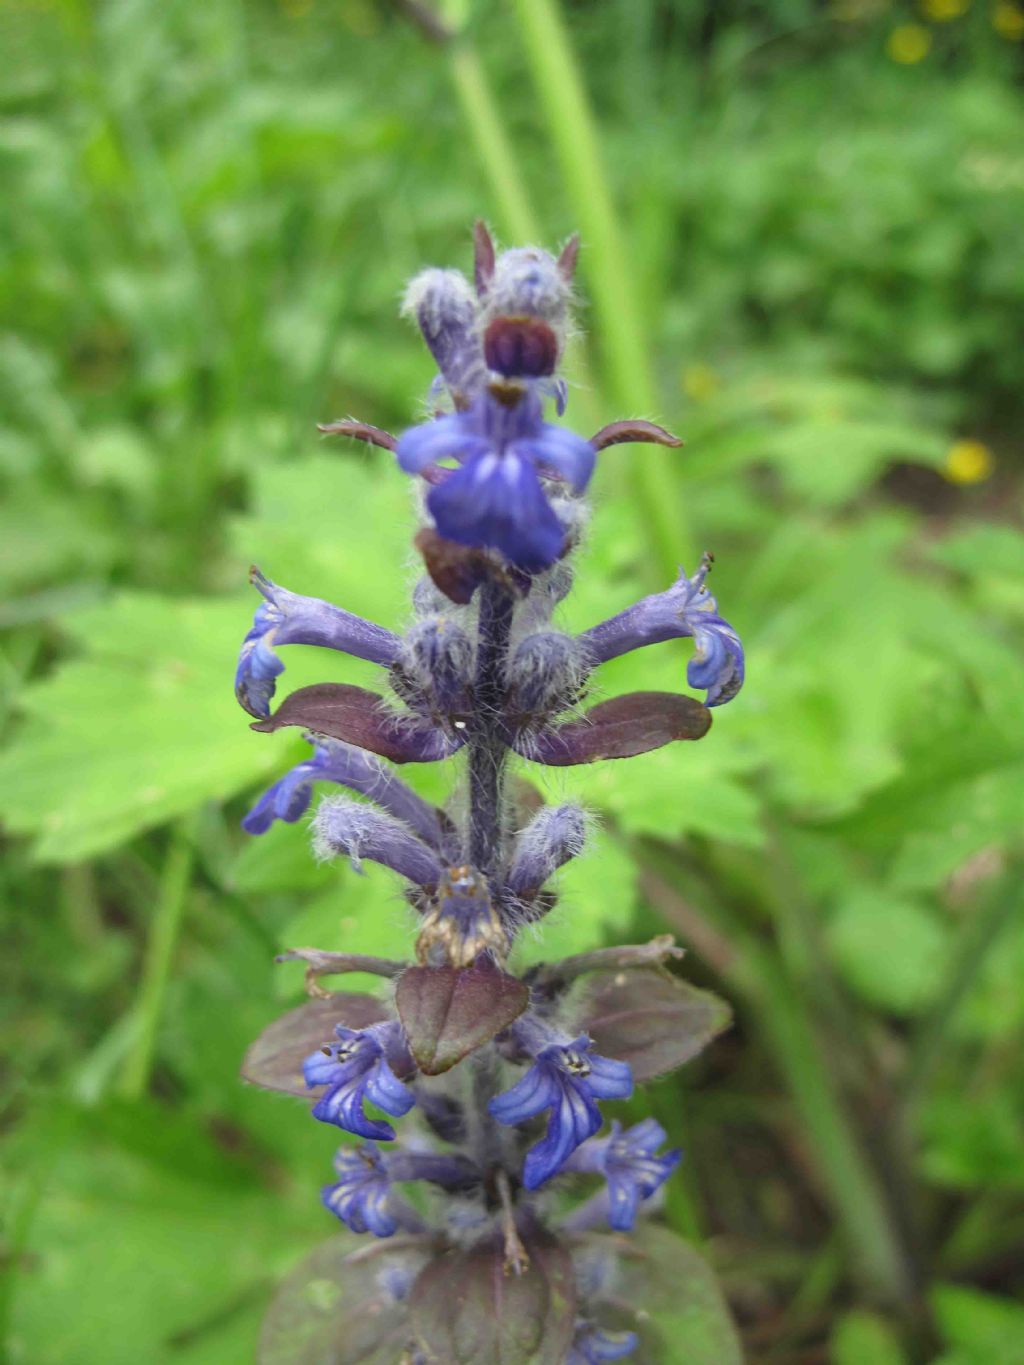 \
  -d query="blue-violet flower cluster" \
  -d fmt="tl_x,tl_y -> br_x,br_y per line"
237,224 -> 742,1362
